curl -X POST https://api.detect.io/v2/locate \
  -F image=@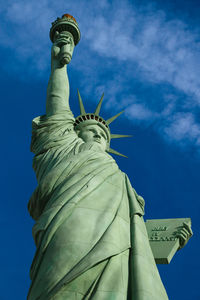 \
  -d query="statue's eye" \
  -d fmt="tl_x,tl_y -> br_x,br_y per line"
100,132 -> 106,139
